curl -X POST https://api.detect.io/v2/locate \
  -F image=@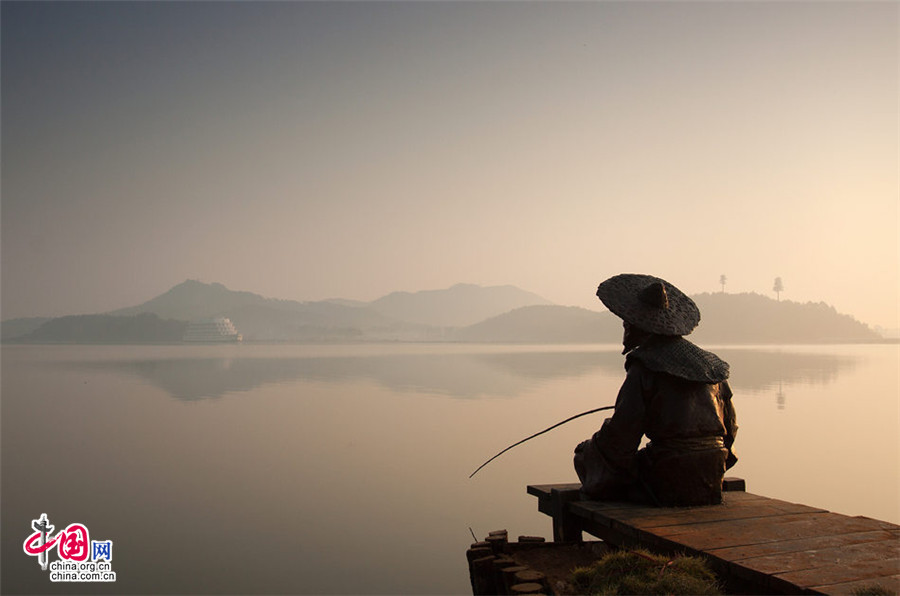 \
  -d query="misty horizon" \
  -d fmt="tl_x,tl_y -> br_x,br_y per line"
0,276 -> 887,330
1,276 -> 886,347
